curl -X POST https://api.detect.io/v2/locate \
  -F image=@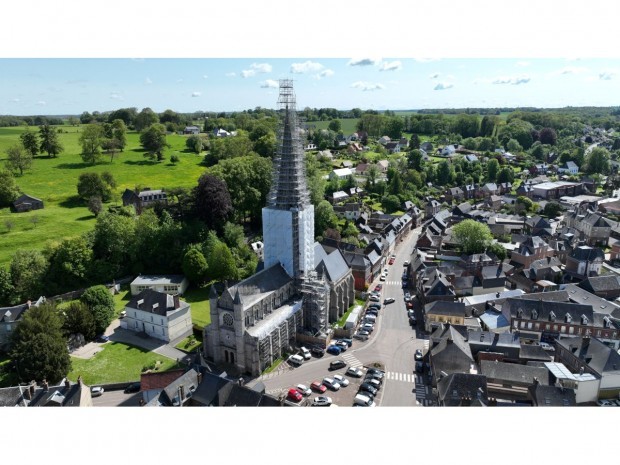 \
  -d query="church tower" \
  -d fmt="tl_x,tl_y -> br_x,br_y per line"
262,80 -> 315,279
